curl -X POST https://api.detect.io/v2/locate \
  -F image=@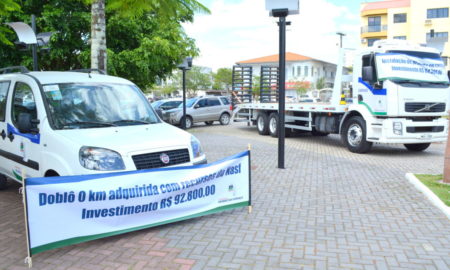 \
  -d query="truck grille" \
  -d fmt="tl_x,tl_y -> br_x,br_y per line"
405,102 -> 445,113
132,149 -> 190,170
